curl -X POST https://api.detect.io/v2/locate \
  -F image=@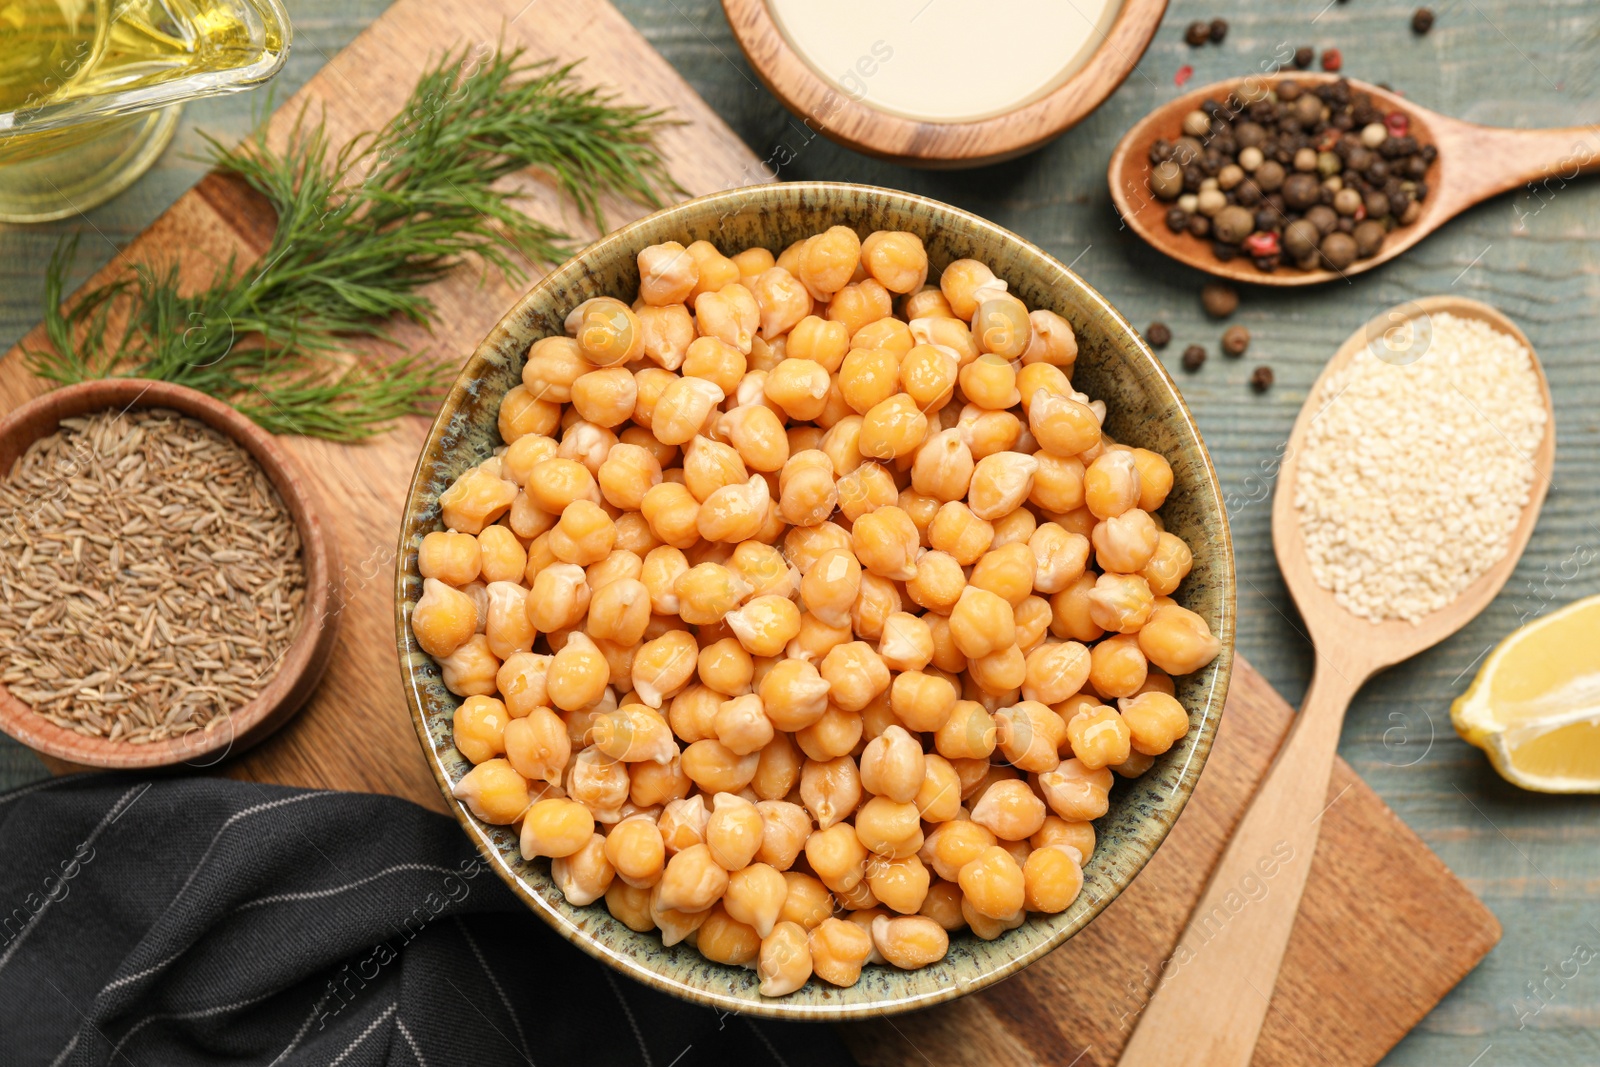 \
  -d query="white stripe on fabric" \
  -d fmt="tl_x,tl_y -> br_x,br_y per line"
604,969 -> 653,1067
455,917 -> 532,1064
107,986 -> 280,1061
239,864 -> 467,910
747,1019 -> 792,1067
396,1017 -> 431,1067
327,1002 -> 397,1067
45,1032 -> 78,1067
0,783 -> 149,976
266,992 -> 328,1067
94,792 -> 336,1000
0,776 -> 66,809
